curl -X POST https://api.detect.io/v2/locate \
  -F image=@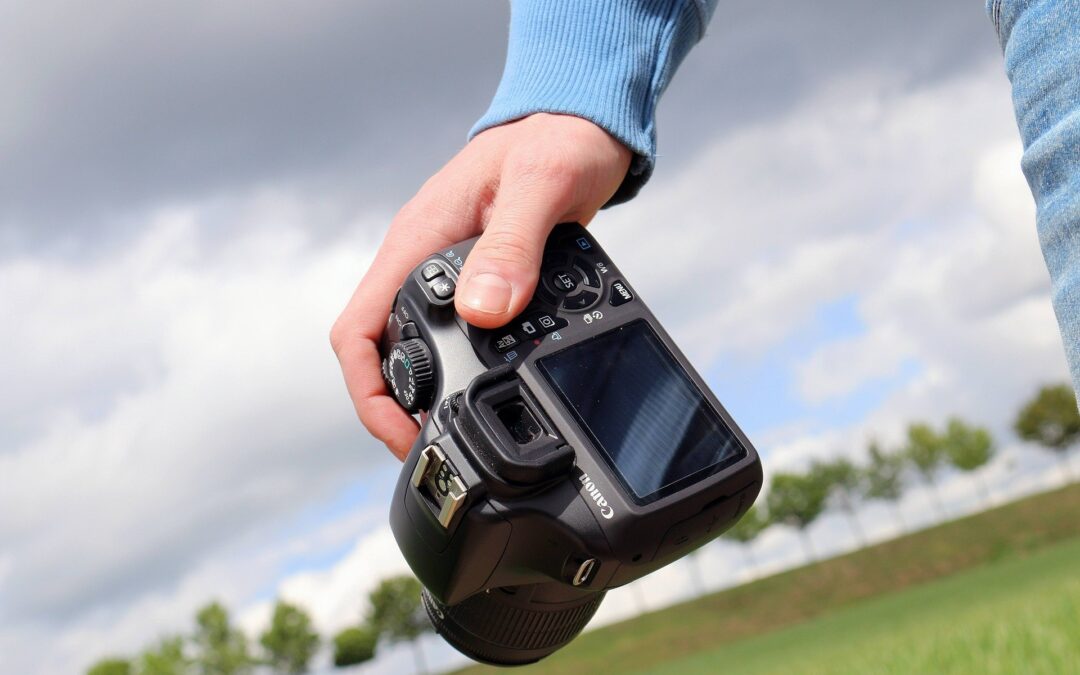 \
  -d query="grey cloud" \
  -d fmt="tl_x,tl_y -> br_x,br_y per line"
658,1 -> 1002,168
0,221 -> 392,623
1,1 -> 1003,256
0,2 -> 1034,672
1,1 -> 507,253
